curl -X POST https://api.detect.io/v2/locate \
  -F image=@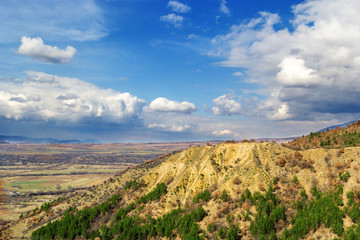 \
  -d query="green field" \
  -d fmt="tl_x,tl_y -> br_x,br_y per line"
6,180 -> 48,190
